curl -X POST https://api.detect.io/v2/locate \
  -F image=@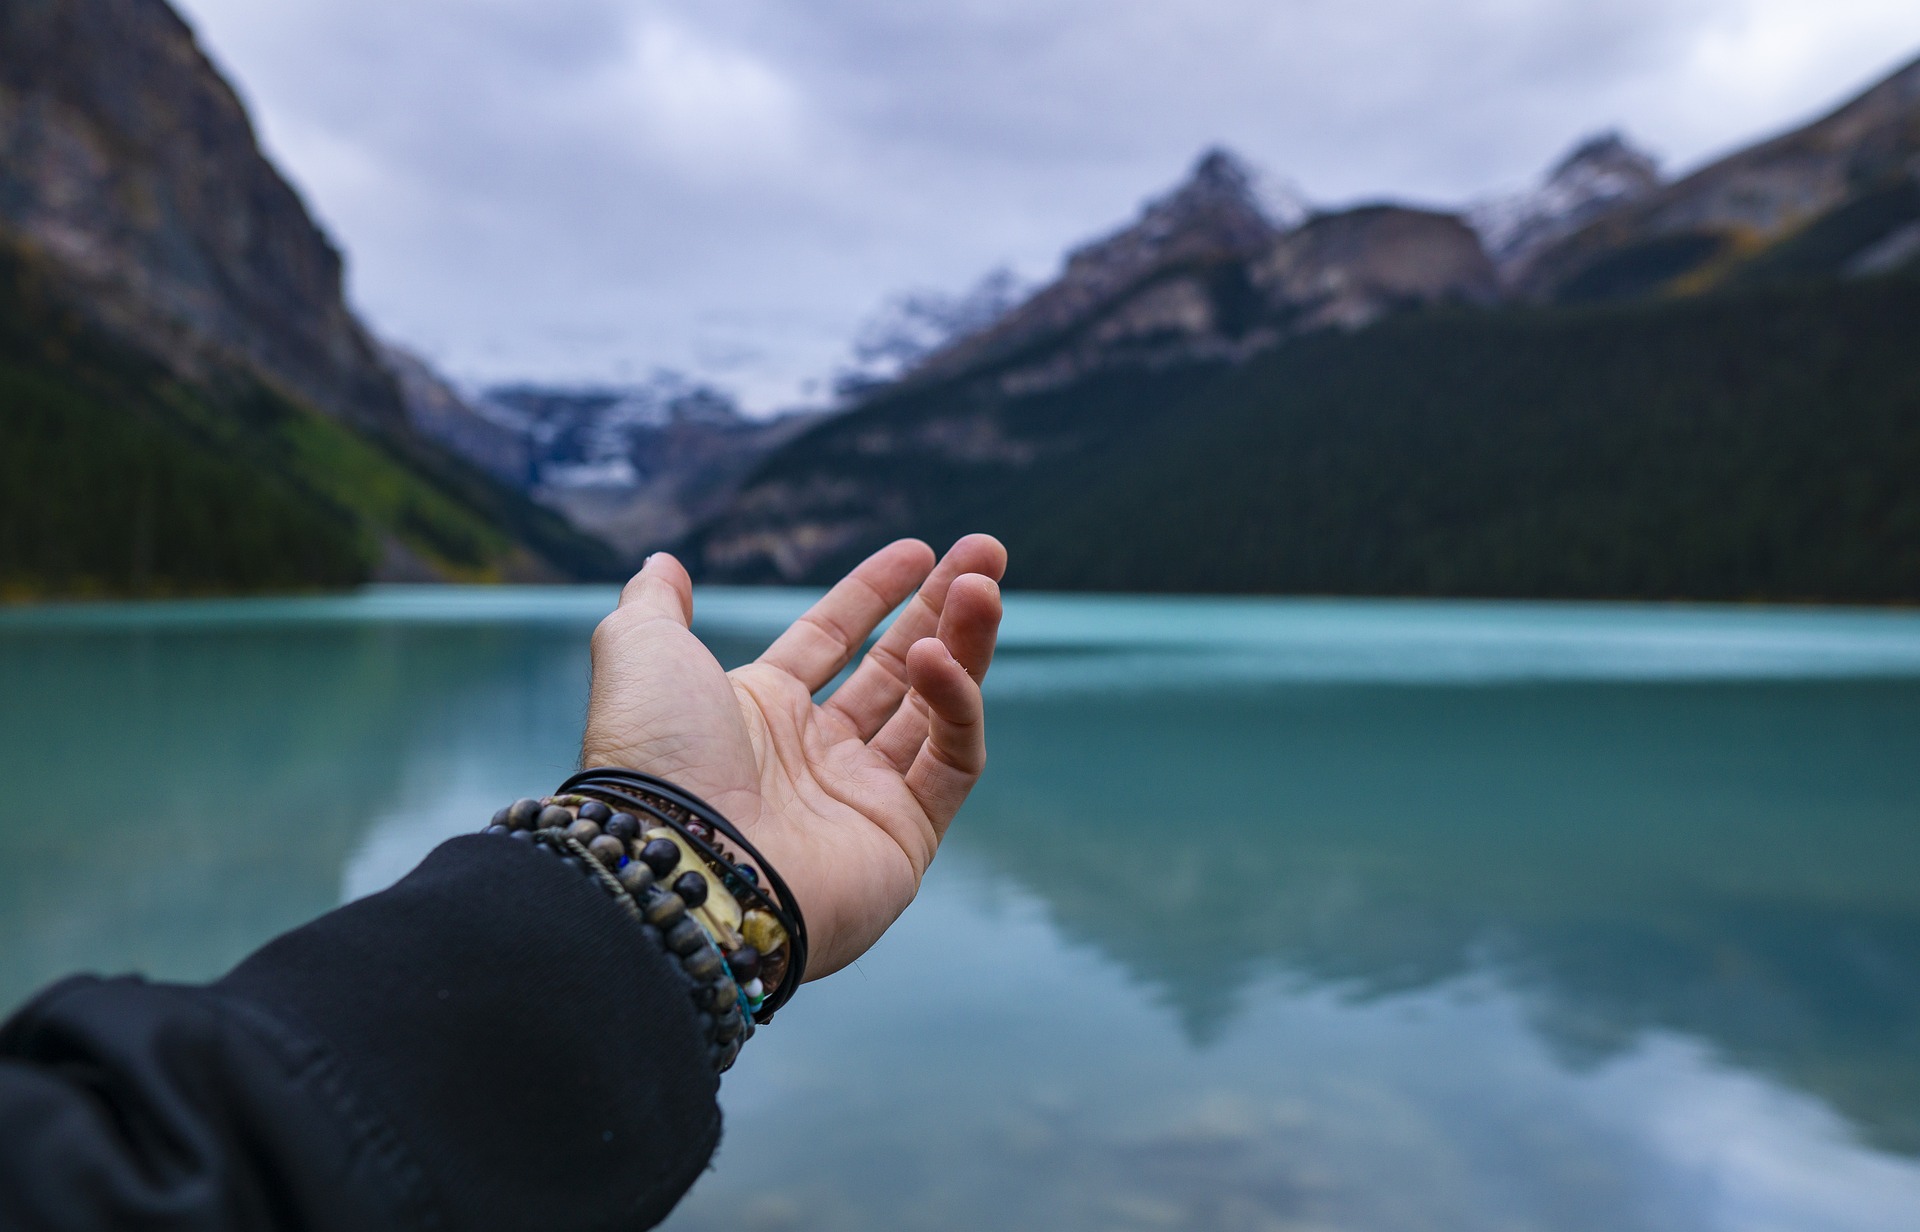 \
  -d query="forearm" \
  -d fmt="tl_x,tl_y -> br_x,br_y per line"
0,837 -> 719,1232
